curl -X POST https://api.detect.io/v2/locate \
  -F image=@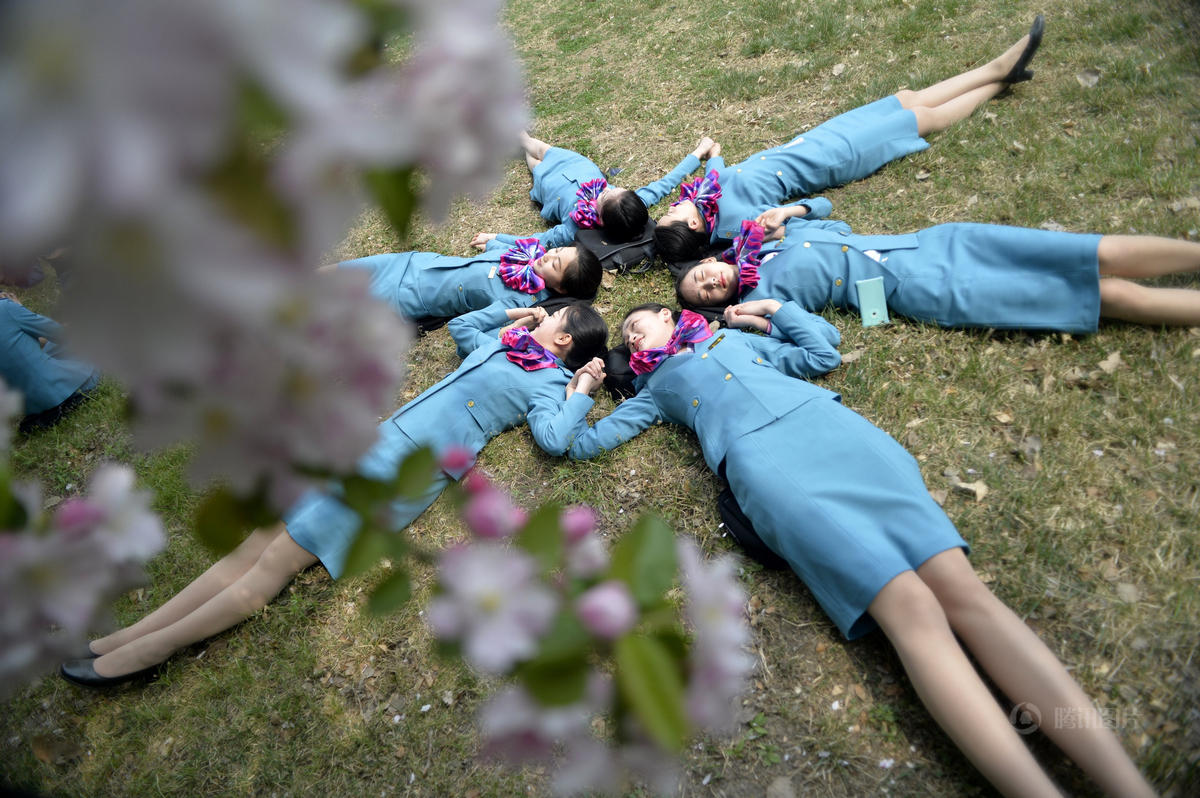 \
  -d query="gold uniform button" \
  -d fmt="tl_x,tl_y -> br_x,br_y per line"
776,170 -> 783,176
700,352 -> 708,359
691,399 -> 699,407
796,136 -> 805,143
835,278 -> 843,286
467,400 -> 475,407
841,245 -> 849,252
760,155 -> 766,160
756,357 -> 763,363
724,373 -> 732,380
457,285 -> 463,291
736,168 -> 743,173
803,241 -> 811,248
